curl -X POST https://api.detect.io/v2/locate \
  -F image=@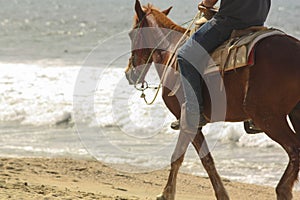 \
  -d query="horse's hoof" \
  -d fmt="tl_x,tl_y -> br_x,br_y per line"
156,194 -> 166,200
